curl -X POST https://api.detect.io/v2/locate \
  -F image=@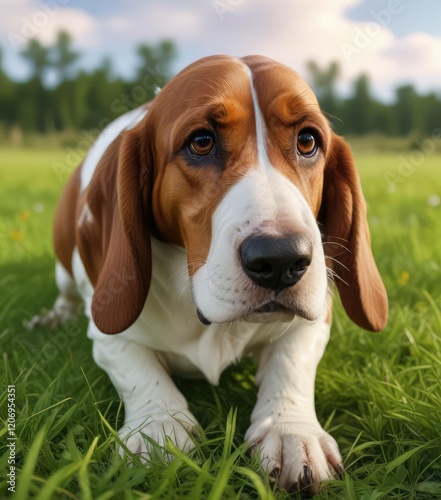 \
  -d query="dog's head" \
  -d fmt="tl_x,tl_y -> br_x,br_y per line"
91,55 -> 388,334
